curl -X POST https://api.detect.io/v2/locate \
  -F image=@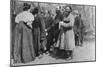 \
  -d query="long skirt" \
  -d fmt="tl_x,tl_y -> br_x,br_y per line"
33,28 -> 42,56
13,22 -> 35,63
